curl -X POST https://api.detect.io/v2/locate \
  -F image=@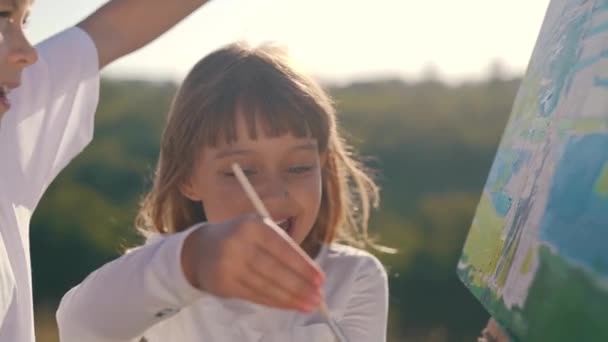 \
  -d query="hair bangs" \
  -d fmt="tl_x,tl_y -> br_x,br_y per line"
193,53 -> 330,150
